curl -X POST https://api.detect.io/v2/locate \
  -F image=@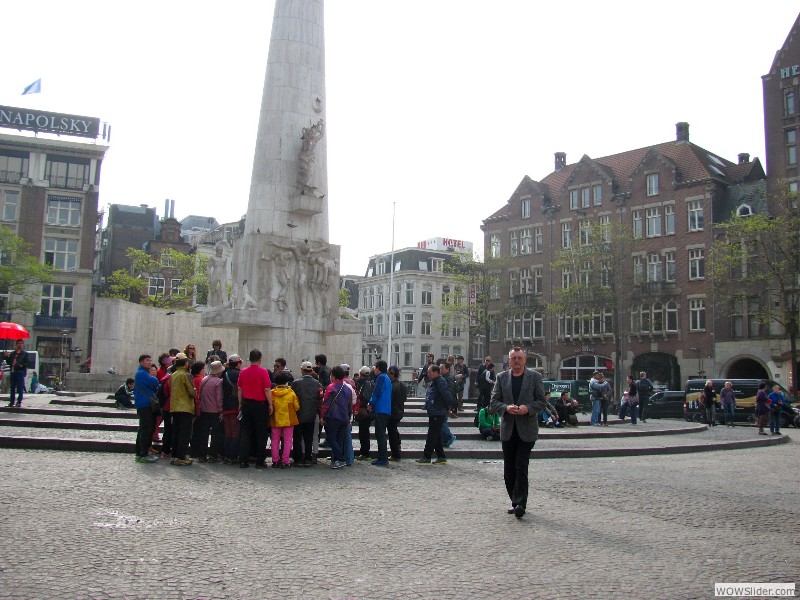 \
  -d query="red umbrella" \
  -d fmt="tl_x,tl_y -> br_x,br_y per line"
0,322 -> 30,340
